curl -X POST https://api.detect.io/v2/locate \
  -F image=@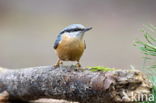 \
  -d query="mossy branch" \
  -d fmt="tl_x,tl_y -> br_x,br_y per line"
0,66 -> 152,103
